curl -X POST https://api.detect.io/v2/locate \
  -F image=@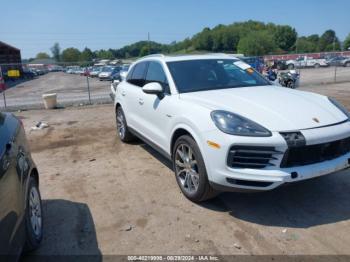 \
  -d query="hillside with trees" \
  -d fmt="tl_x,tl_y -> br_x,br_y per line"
34,20 -> 347,62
